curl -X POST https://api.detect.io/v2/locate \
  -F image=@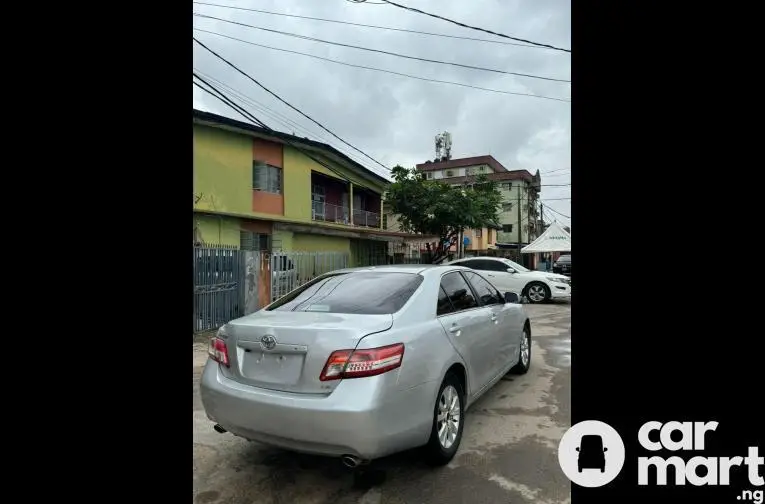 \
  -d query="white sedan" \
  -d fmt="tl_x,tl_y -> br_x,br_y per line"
447,256 -> 571,303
